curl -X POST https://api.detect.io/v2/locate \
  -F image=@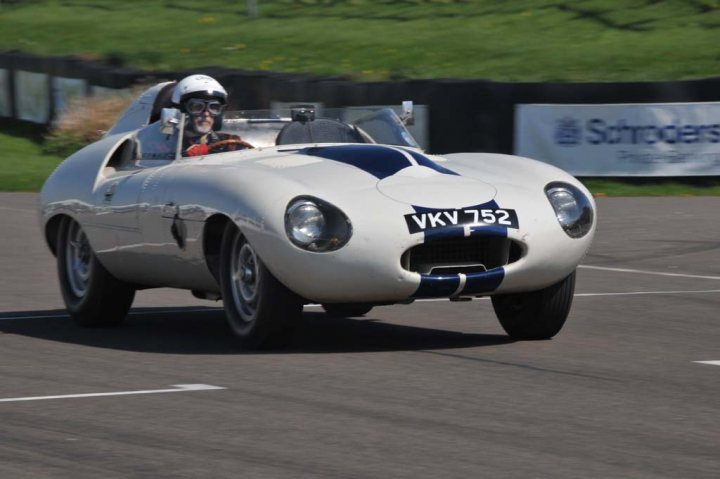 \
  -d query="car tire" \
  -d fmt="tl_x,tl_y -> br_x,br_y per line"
322,303 -> 373,317
219,223 -> 302,349
56,217 -> 135,327
491,271 -> 576,340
